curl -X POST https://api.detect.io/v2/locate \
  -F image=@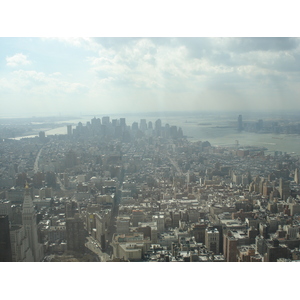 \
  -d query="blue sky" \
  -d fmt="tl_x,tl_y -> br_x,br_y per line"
1,37 -> 300,117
